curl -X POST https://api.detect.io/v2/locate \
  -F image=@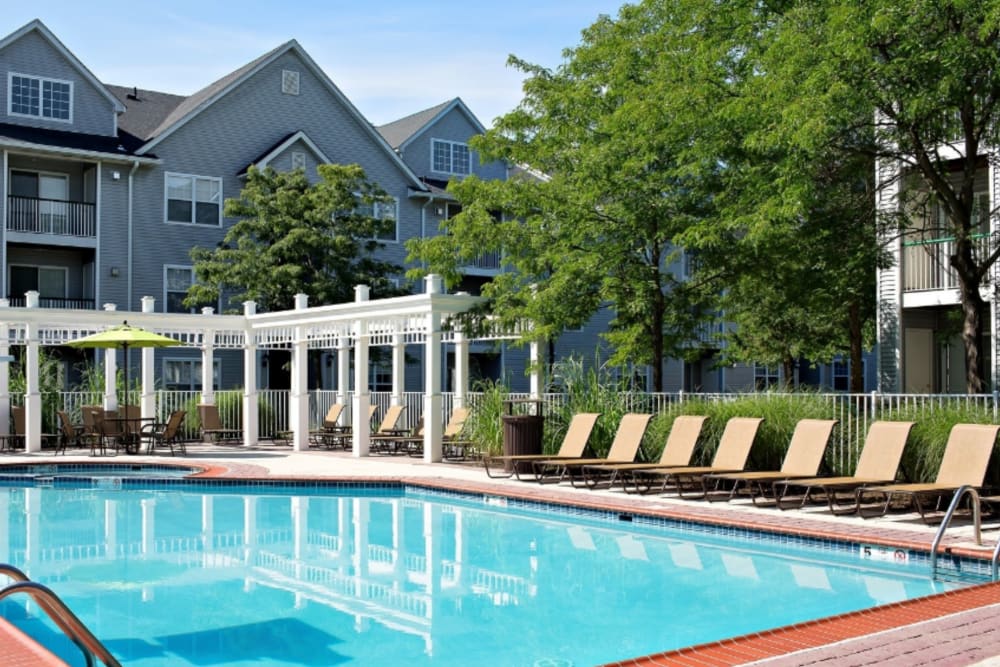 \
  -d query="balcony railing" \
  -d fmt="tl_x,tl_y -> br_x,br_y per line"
461,250 -> 502,272
7,195 -> 96,238
6,296 -> 95,309
902,233 -> 994,292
